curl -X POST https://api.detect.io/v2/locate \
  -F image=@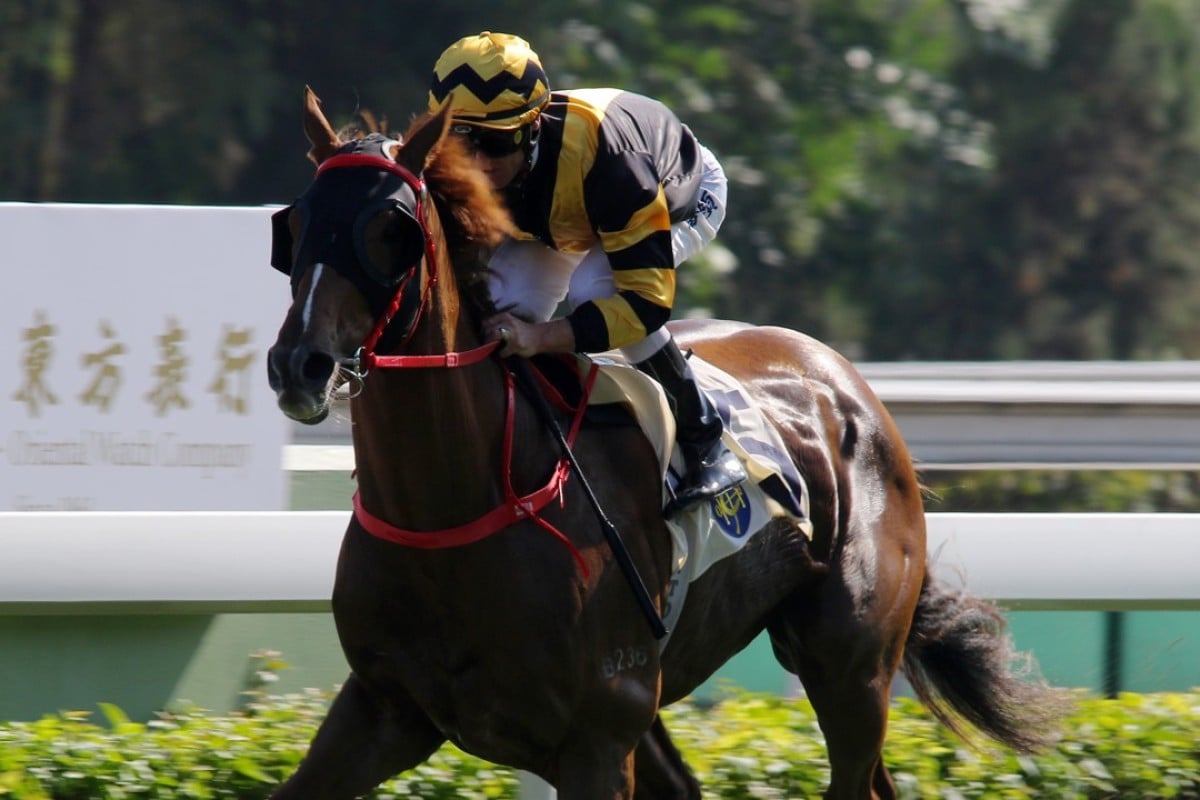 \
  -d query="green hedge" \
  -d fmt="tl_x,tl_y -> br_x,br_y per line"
2,688 -> 1198,799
